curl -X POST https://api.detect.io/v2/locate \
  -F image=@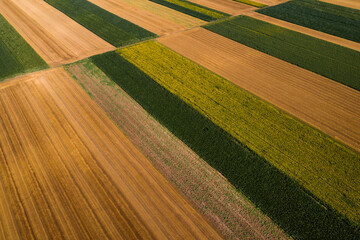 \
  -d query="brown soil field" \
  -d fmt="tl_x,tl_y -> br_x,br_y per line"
0,68 -> 222,239
65,61 -> 289,240
158,28 -> 360,152
88,0 -> 186,35
246,12 -> 360,51
321,0 -> 360,10
0,0 -> 115,67
94,0 -> 205,29
187,0 -> 256,15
